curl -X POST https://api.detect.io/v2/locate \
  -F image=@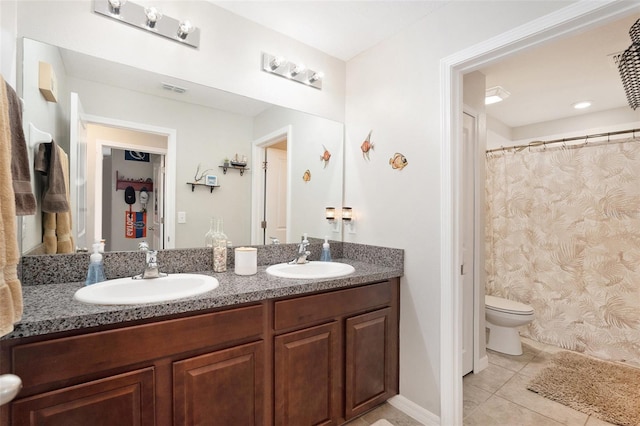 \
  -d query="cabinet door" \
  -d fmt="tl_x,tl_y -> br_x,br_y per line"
345,308 -> 393,419
274,322 -> 340,426
11,367 -> 155,426
173,341 -> 264,426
